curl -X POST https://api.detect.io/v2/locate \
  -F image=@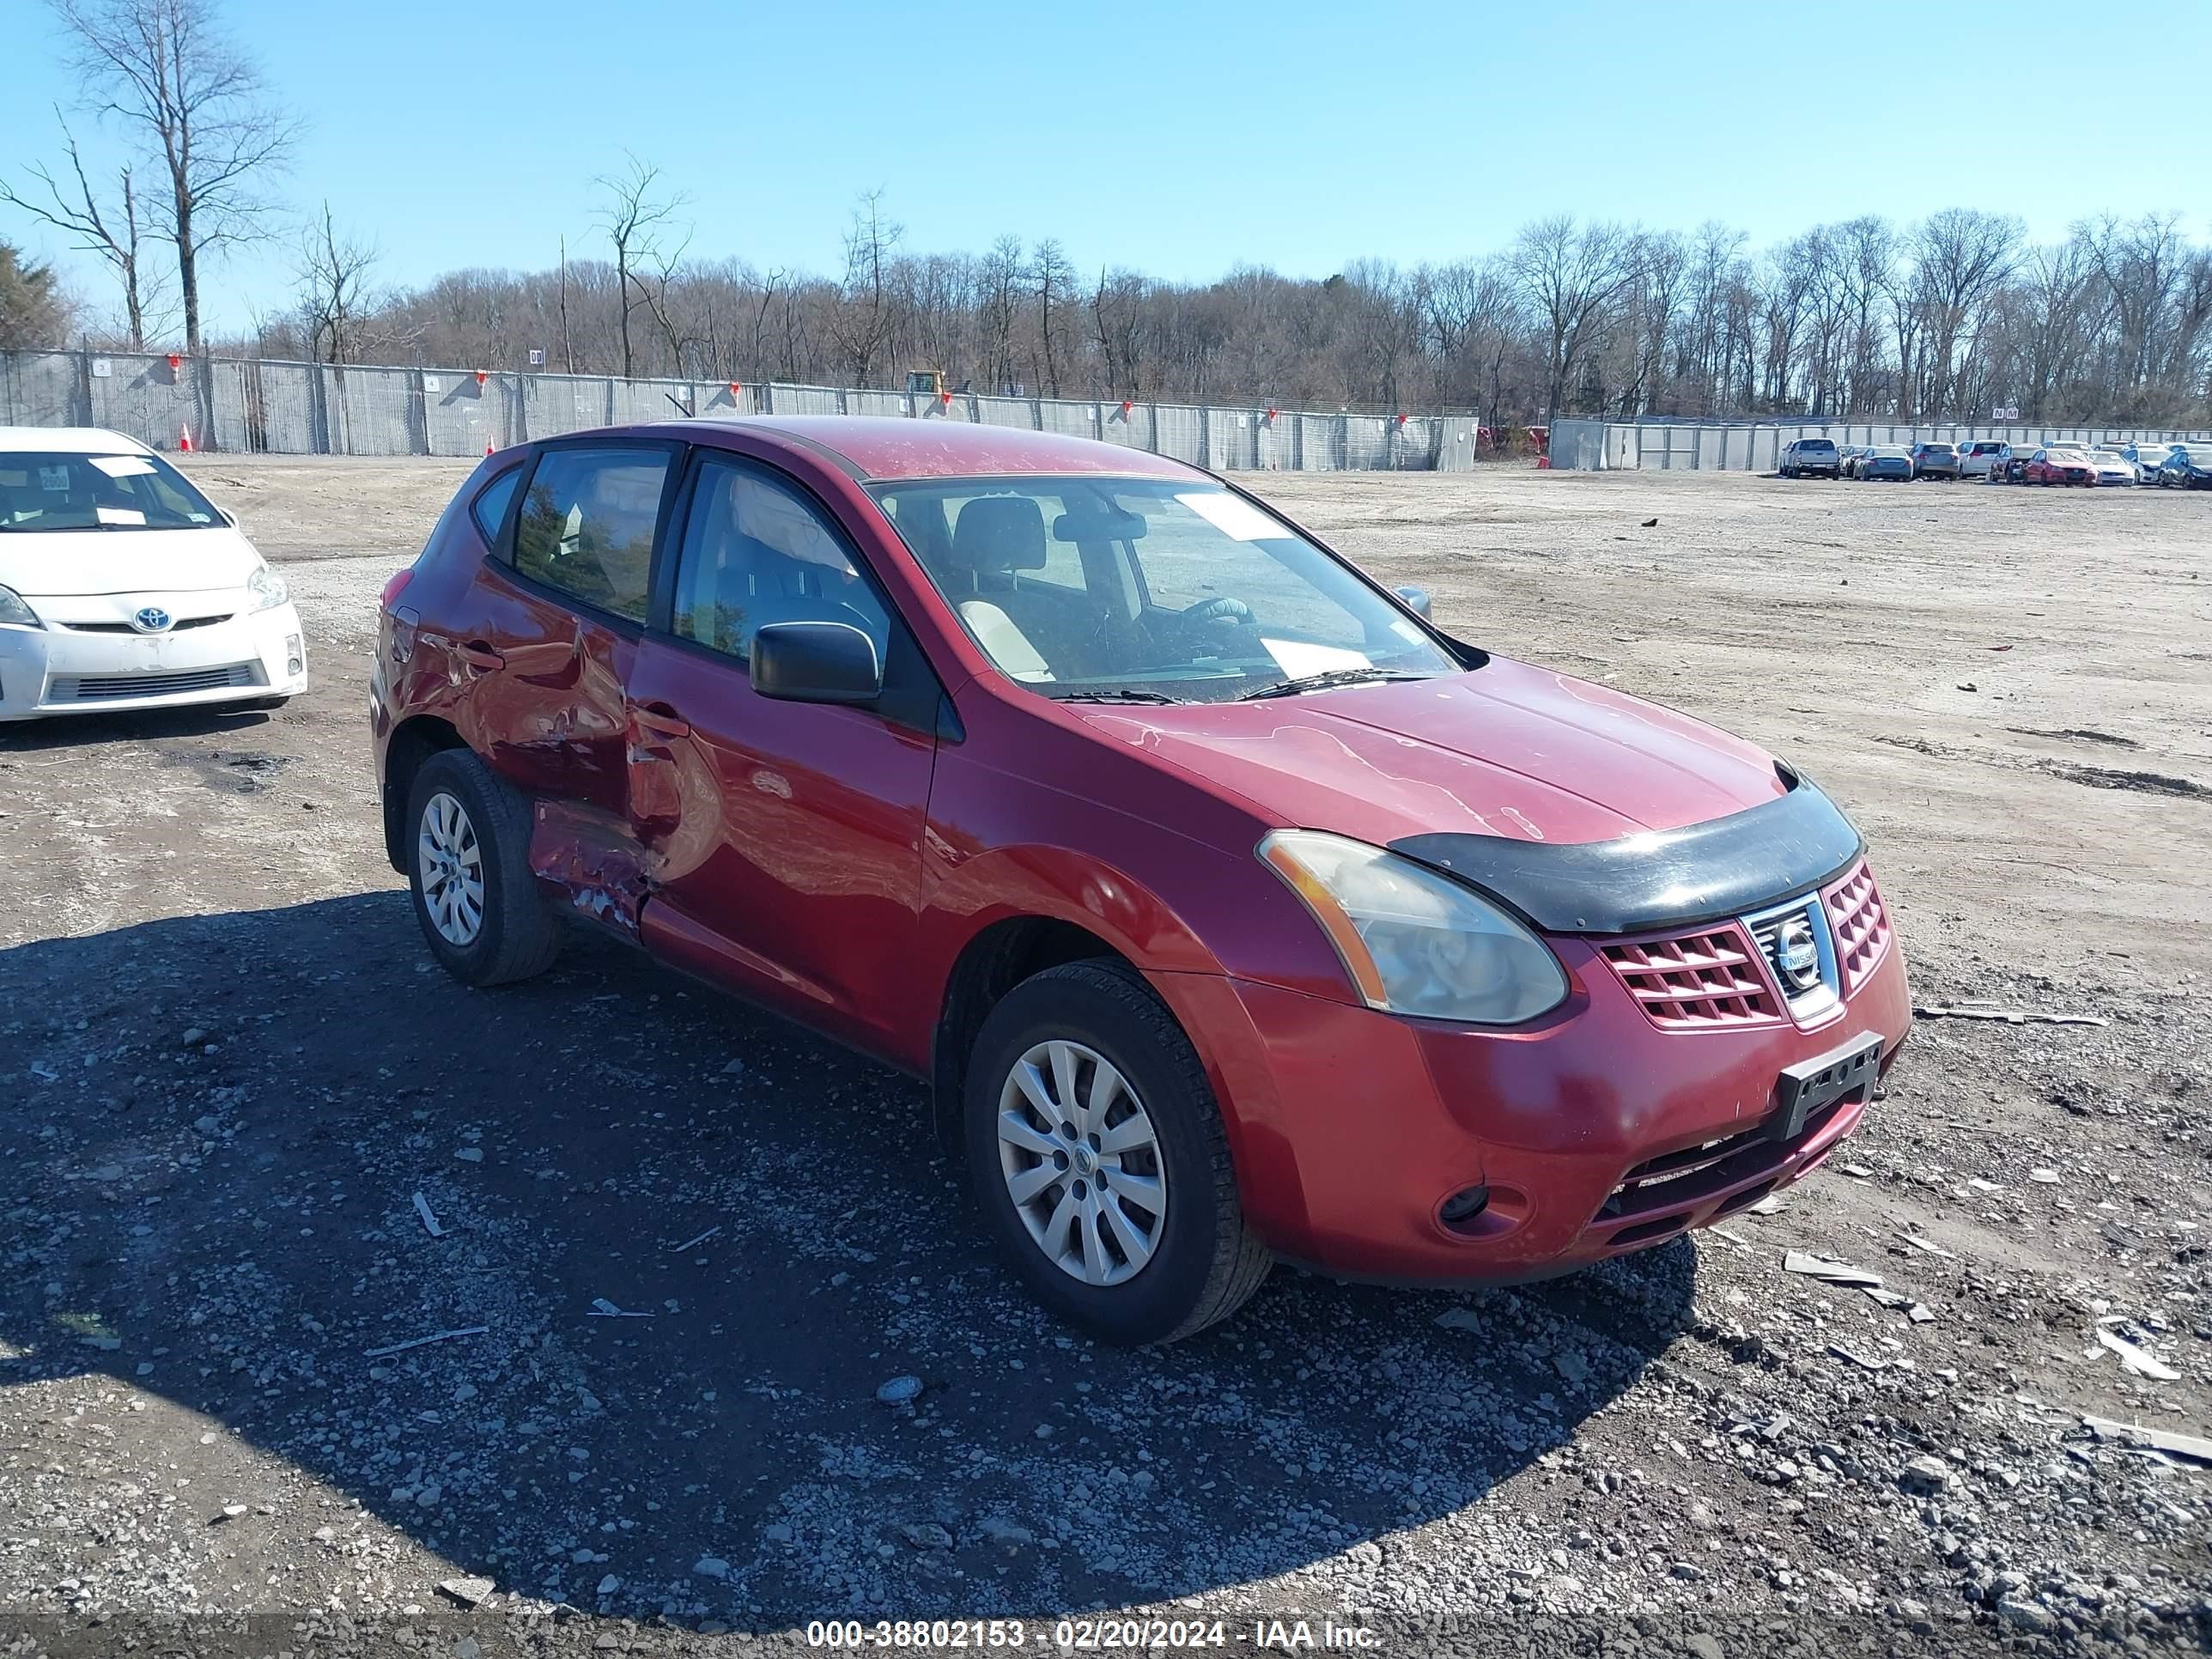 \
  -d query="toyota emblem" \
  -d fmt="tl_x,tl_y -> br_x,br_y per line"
132,606 -> 173,634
